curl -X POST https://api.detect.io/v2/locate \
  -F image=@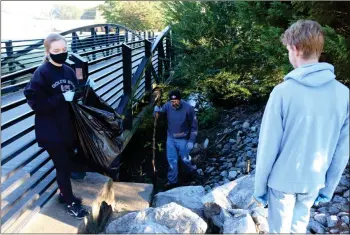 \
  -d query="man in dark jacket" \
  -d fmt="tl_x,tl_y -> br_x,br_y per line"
154,90 -> 201,189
